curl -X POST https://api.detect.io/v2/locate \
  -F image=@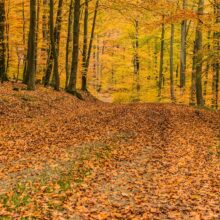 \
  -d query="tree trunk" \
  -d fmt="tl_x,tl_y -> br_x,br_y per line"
0,0 -> 8,82
190,41 -> 196,105
212,0 -> 220,109
35,0 -> 40,74
44,0 -> 63,86
65,0 -> 74,89
68,0 -> 81,94
203,31 -> 211,99
27,0 -> 37,90
194,0 -> 204,106
133,19 -> 140,93
170,23 -> 175,102
5,0 -> 10,76
49,0 -> 60,91
158,16 -> 165,97
22,0 -> 26,82
180,0 -> 187,89
81,0 -> 89,91
83,0 -> 99,91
